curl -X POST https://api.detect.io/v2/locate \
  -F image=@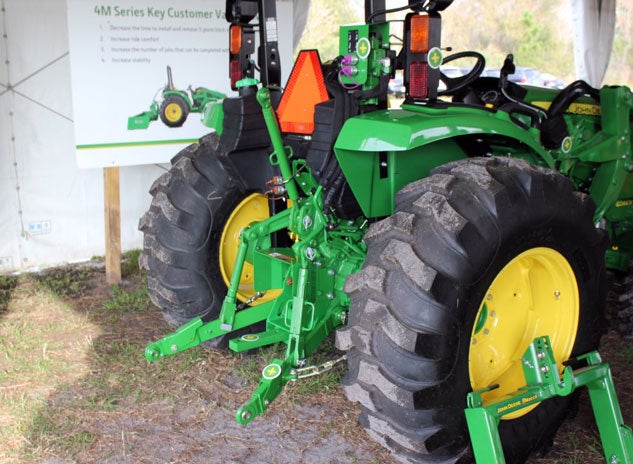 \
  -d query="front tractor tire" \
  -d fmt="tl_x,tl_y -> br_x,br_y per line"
139,133 -> 270,346
337,157 -> 607,463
